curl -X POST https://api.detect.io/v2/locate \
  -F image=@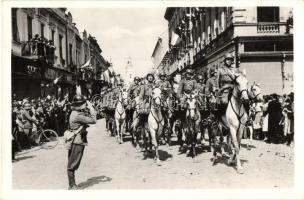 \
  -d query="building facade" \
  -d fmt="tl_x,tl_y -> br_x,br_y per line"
163,7 -> 293,95
151,35 -> 169,75
11,8 -> 110,99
